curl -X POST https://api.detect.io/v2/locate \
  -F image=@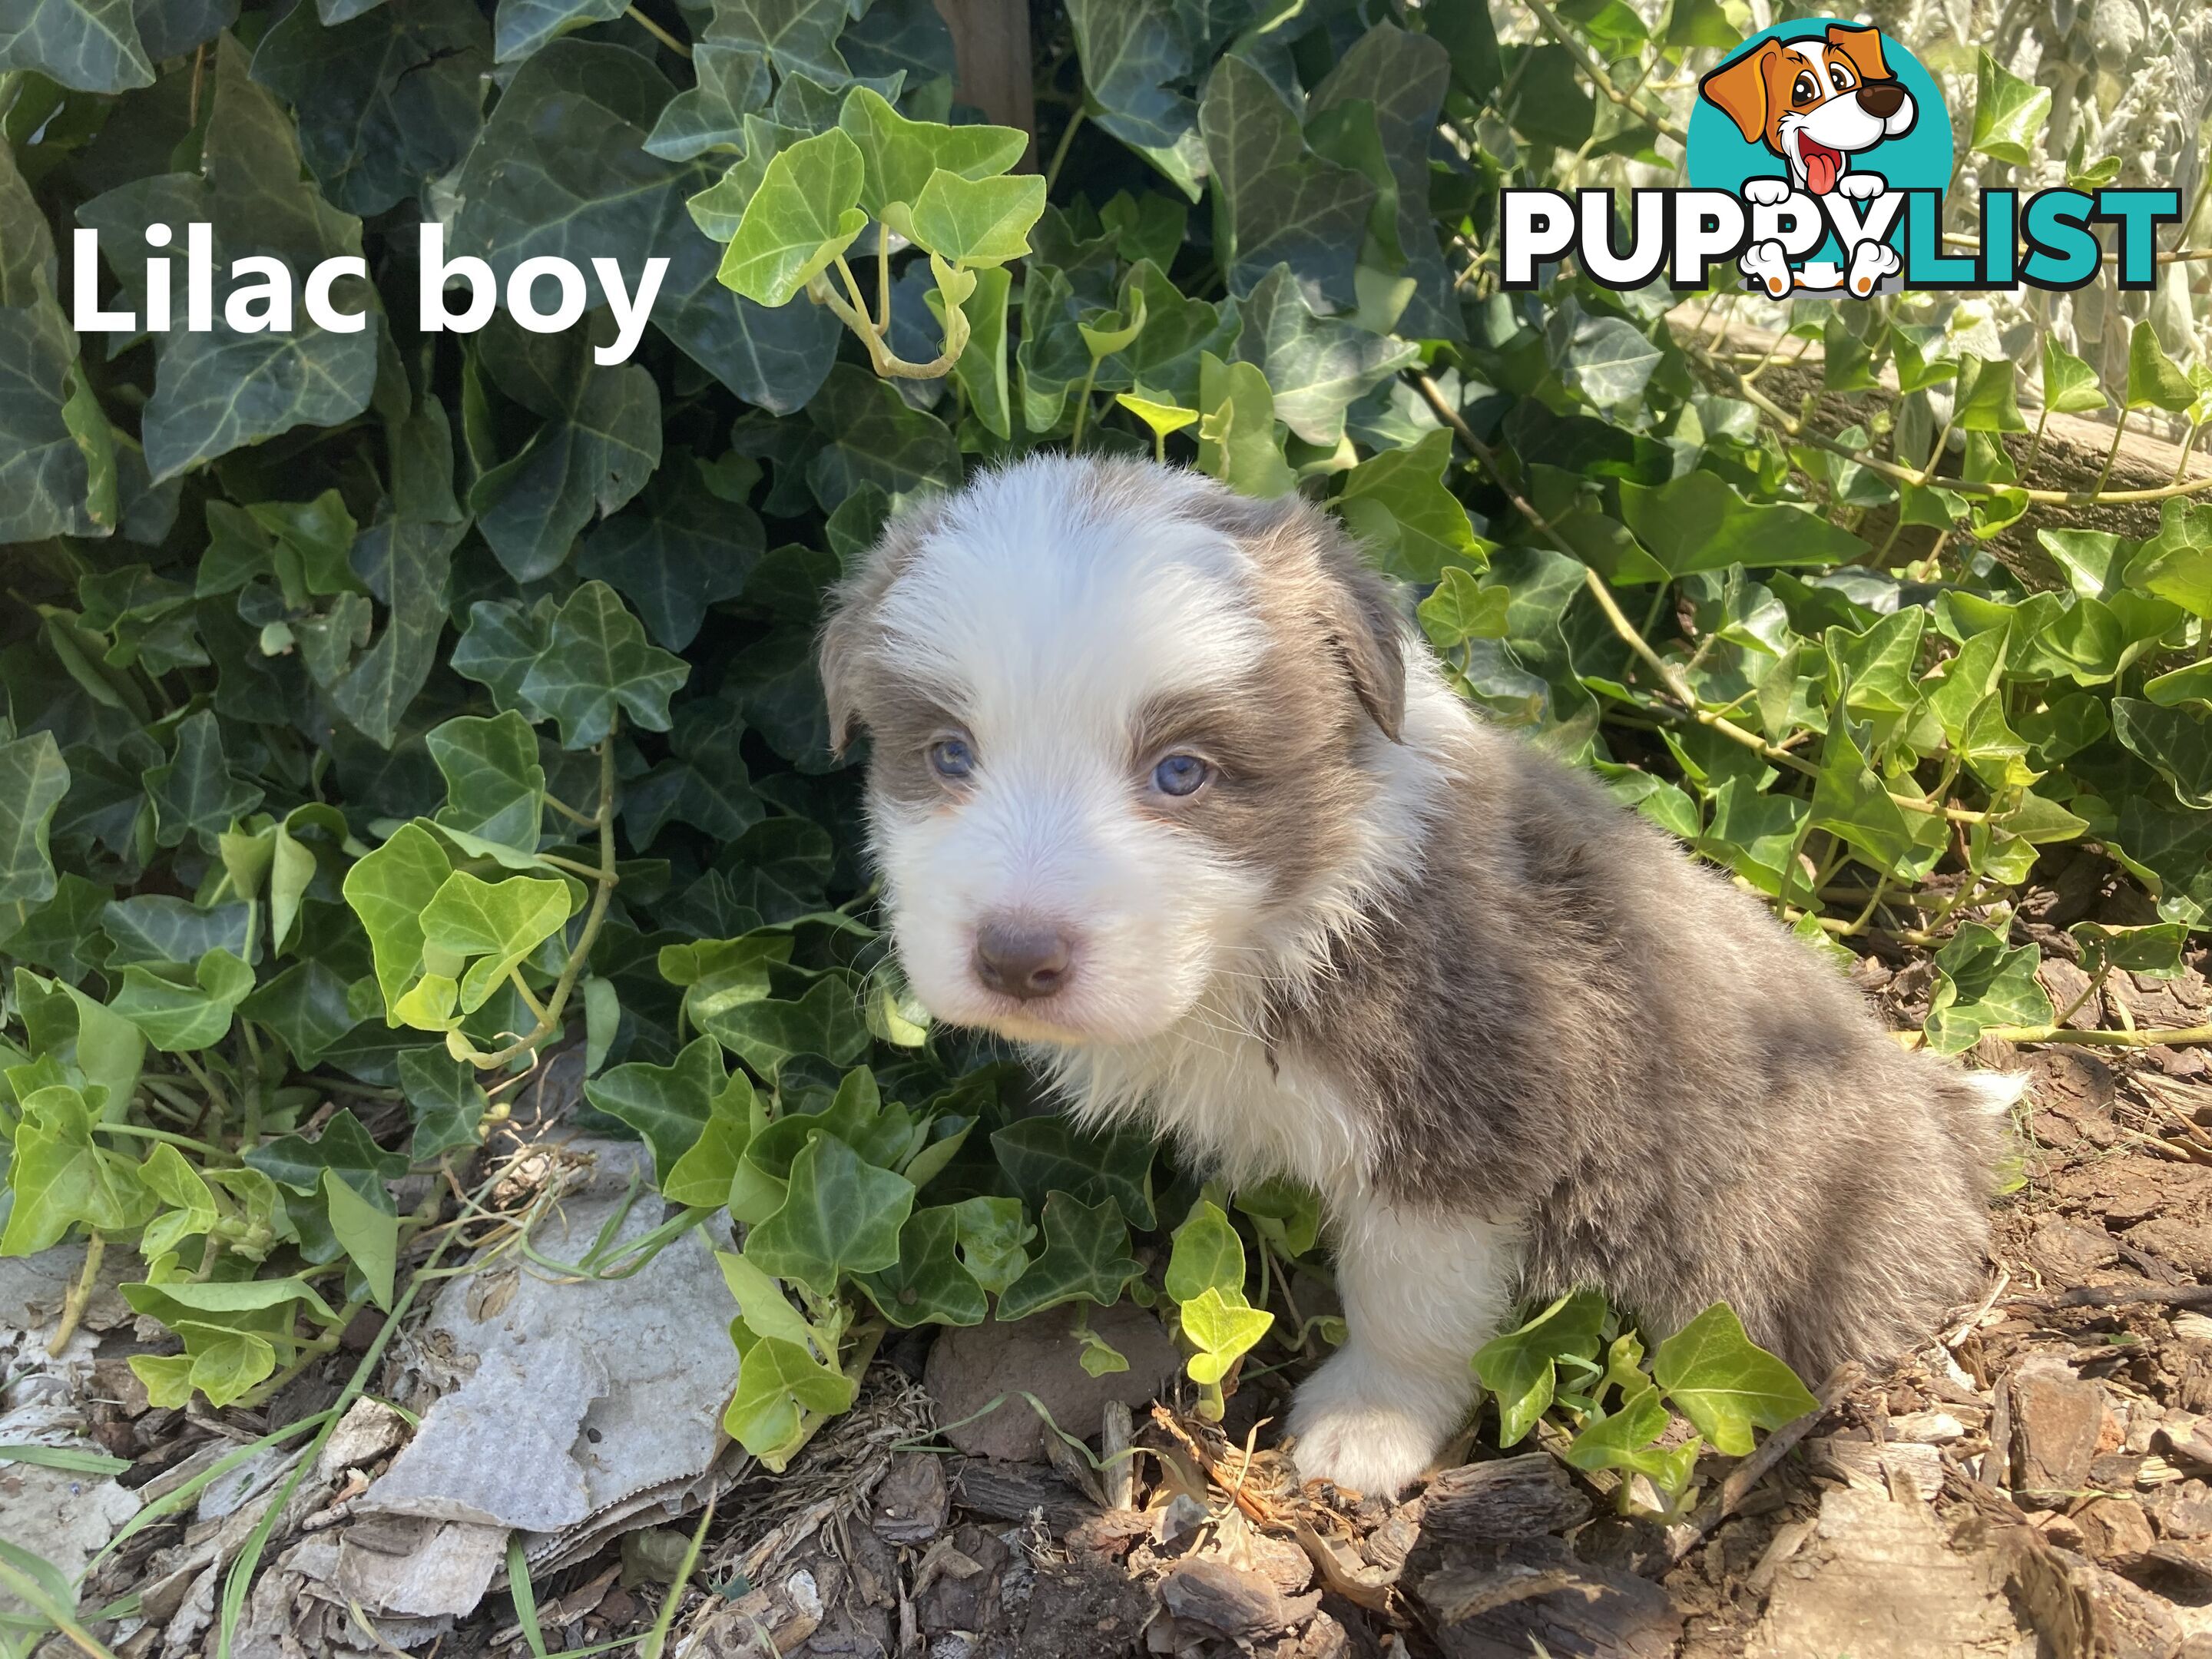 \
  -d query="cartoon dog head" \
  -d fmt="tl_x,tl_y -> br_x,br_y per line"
1699,25 -> 1916,195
